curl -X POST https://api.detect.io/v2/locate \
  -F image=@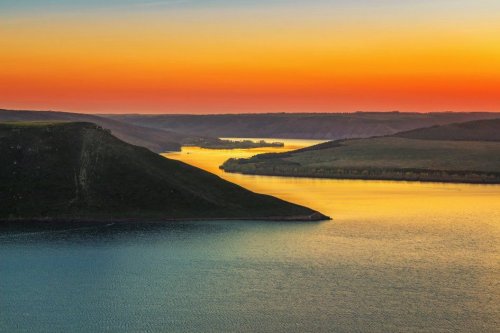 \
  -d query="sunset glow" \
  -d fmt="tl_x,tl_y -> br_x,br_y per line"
1,0 -> 499,113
